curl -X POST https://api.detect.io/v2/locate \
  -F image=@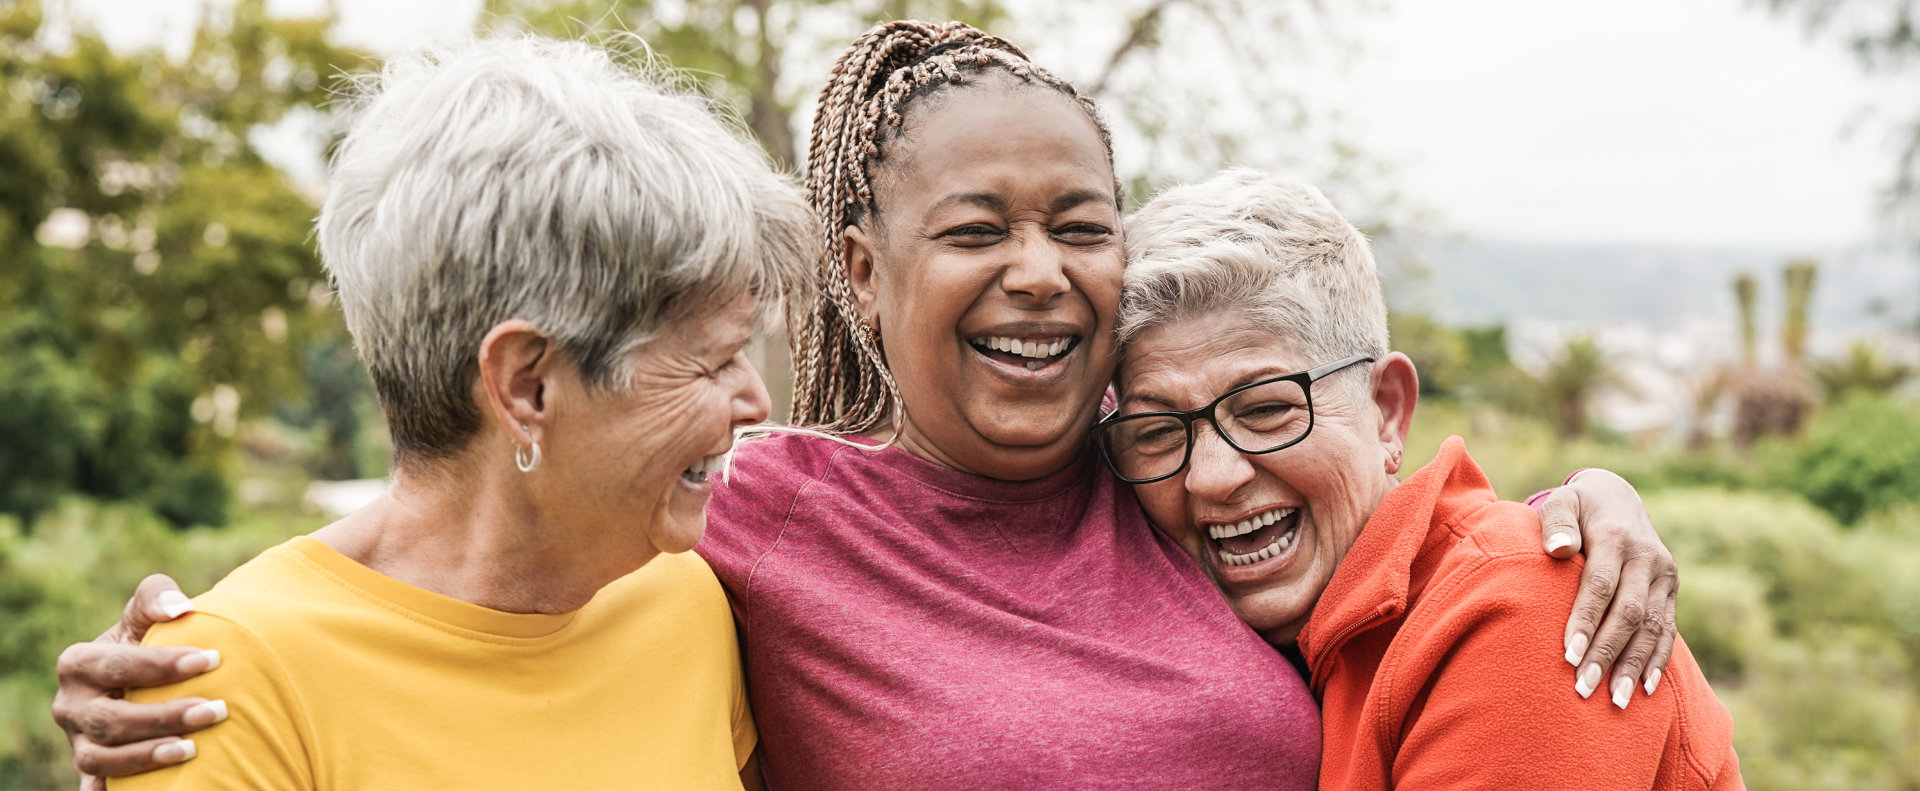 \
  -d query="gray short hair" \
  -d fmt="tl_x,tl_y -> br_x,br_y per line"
317,36 -> 816,465
1119,168 -> 1388,385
